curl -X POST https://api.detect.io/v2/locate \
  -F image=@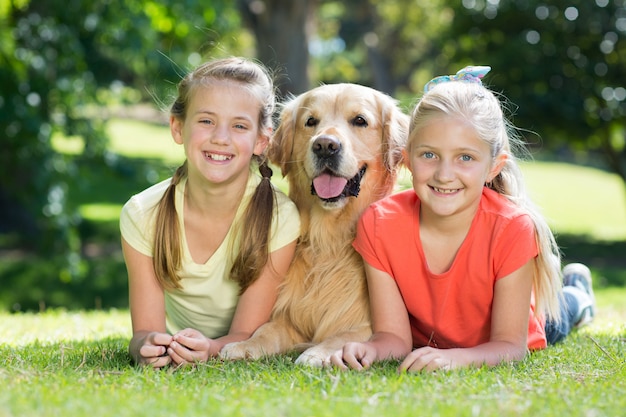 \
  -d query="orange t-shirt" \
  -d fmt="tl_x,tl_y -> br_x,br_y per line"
353,188 -> 547,350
